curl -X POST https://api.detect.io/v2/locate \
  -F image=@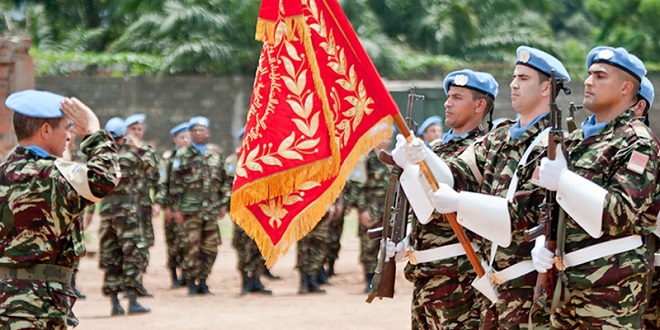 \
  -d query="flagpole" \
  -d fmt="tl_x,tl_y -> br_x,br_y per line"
392,112 -> 486,278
